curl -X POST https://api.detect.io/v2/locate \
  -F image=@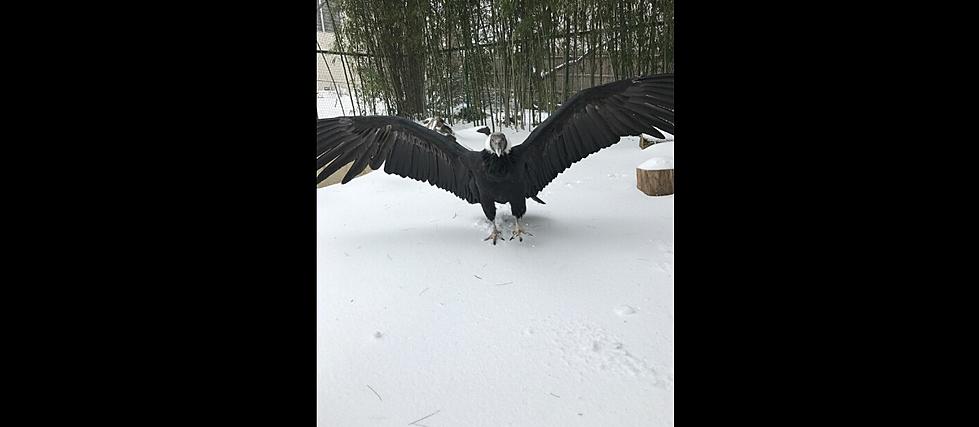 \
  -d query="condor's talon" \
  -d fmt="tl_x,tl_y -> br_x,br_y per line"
511,220 -> 533,242
484,227 -> 503,245
510,230 -> 531,241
